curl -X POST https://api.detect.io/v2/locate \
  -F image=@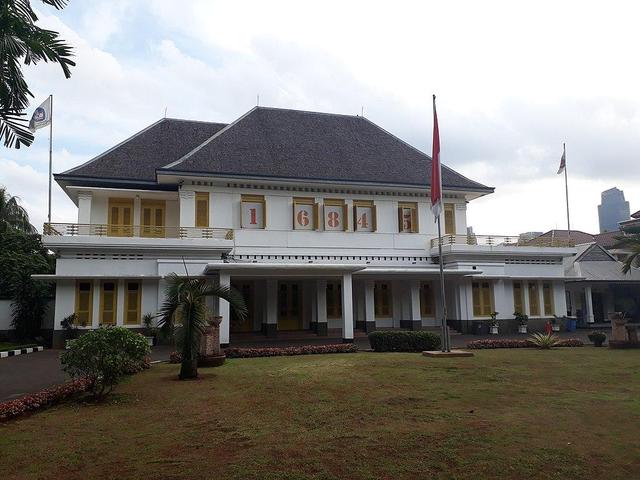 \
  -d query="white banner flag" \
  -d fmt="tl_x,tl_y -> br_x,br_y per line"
28,97 -> 52,132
